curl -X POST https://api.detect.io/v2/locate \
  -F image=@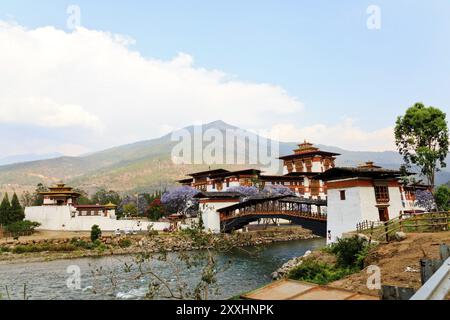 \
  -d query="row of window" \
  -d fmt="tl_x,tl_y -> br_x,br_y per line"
78,210 -> 105,216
